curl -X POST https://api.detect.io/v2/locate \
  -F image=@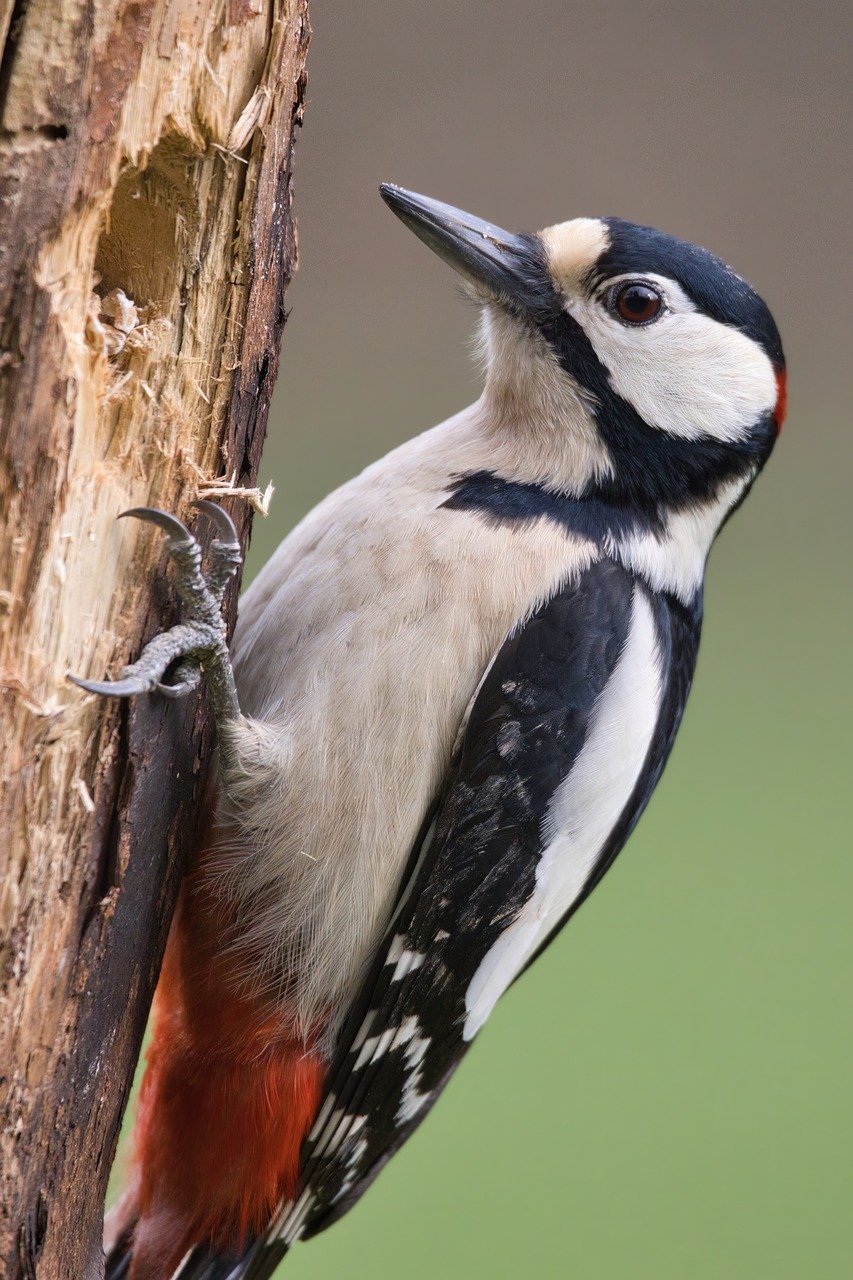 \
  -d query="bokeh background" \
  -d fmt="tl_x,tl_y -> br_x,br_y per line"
116,3 -> 853,1276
